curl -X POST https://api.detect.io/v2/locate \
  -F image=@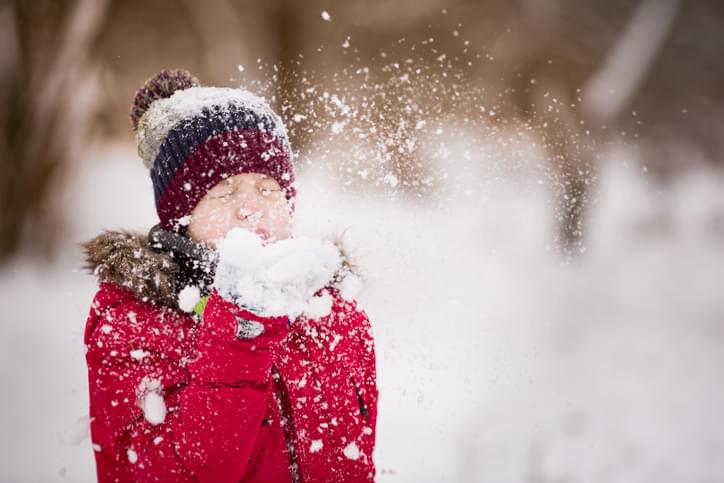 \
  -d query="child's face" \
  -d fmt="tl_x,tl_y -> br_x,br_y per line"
187,172 -> 292,248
